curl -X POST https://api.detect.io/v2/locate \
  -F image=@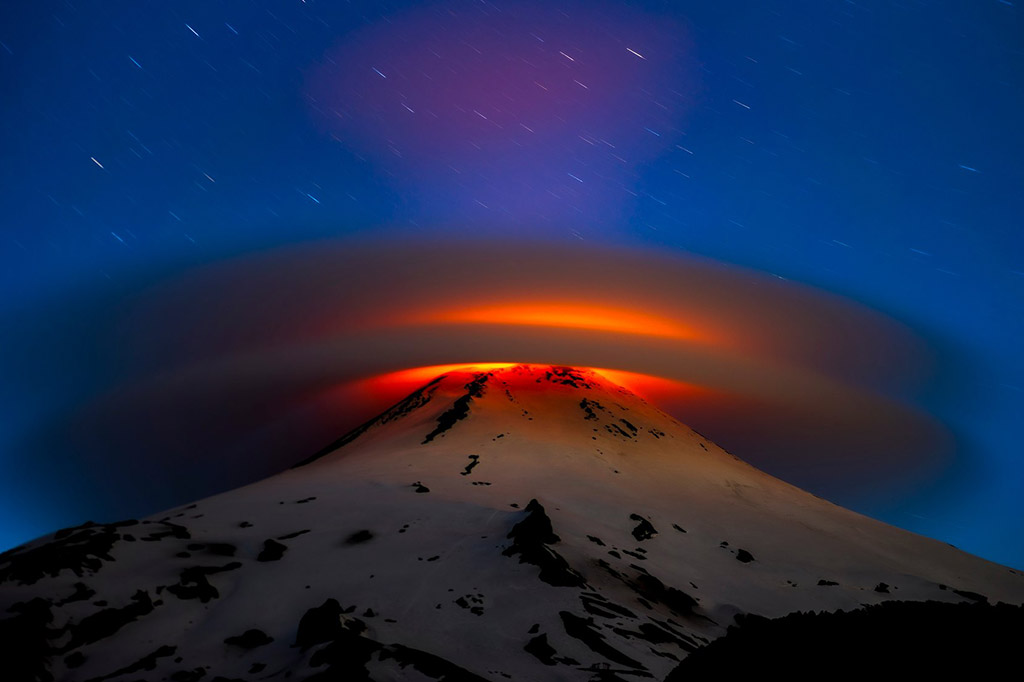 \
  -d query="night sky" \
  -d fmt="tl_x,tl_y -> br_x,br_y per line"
1,1 -> 1022,568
